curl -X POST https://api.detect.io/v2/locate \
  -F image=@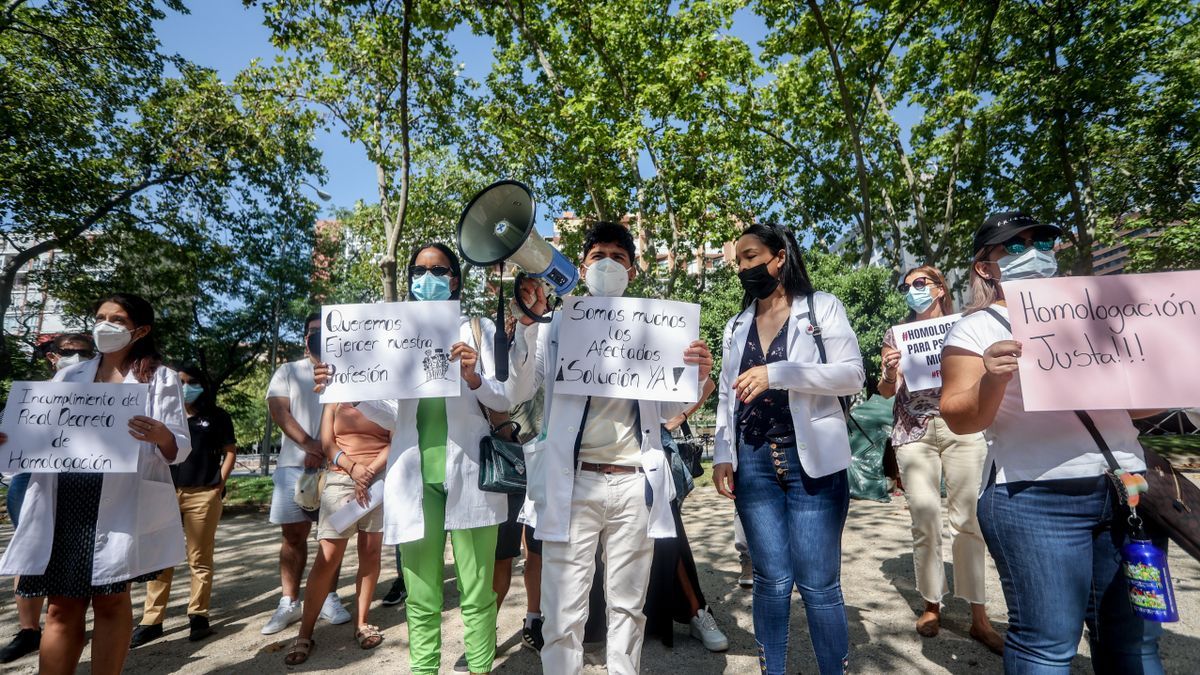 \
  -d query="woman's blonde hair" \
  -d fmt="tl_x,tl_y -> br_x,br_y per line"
963,247 -> 1003,315
903,264 -> 956,319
